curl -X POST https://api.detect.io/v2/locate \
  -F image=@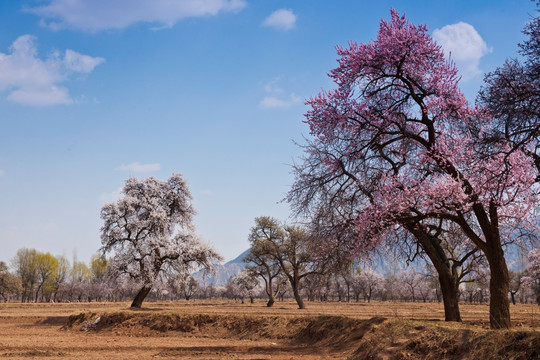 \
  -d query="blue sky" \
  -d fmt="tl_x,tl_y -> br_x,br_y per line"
0,0 -> 536,265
